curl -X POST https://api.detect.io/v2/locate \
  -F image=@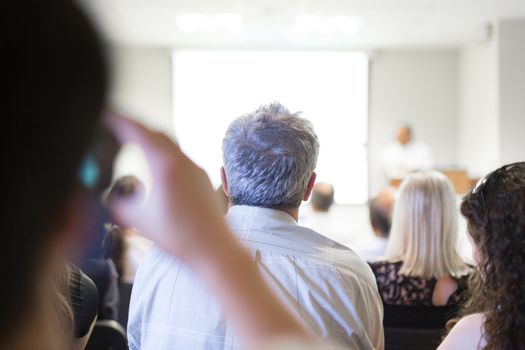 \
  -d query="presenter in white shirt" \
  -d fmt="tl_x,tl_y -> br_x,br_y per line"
382,124 -> 433,180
